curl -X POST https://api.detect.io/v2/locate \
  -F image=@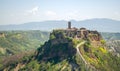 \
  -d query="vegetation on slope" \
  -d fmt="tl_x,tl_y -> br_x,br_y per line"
101,32 -> 120,40
1,30 -> 120,71
0,30 -> 82,71
78,40 -> 120,71
101,32 -> 120,54
0,30 -> 49,57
